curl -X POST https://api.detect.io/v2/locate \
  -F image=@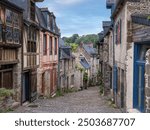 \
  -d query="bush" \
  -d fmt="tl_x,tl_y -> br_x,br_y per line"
0,88 -> 14,101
